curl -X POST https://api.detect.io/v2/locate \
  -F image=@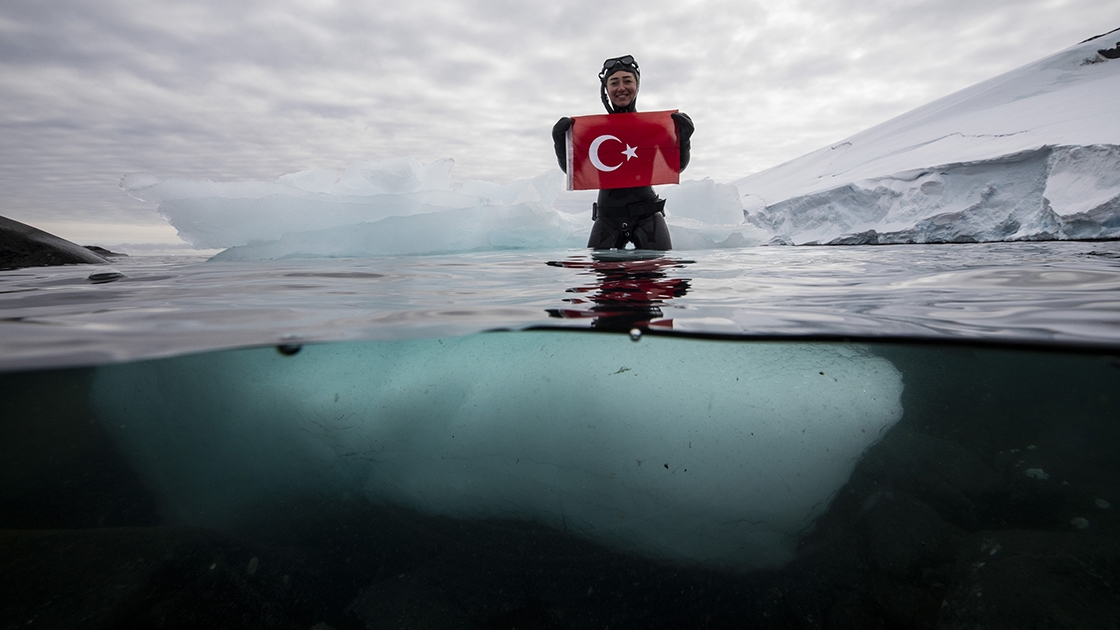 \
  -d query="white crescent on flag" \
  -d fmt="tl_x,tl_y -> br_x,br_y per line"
588,134 -> 622,172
